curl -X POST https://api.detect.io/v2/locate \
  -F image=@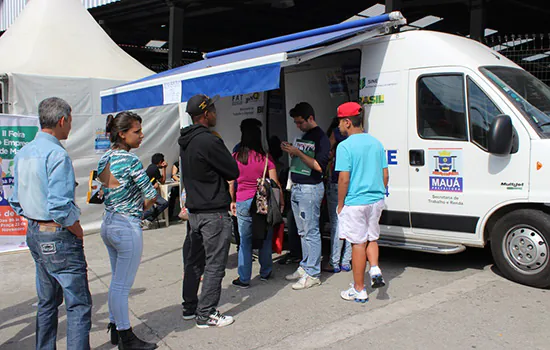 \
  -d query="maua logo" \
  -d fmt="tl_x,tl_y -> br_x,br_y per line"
430,177 -> 463,193
429,149 -> 463,193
